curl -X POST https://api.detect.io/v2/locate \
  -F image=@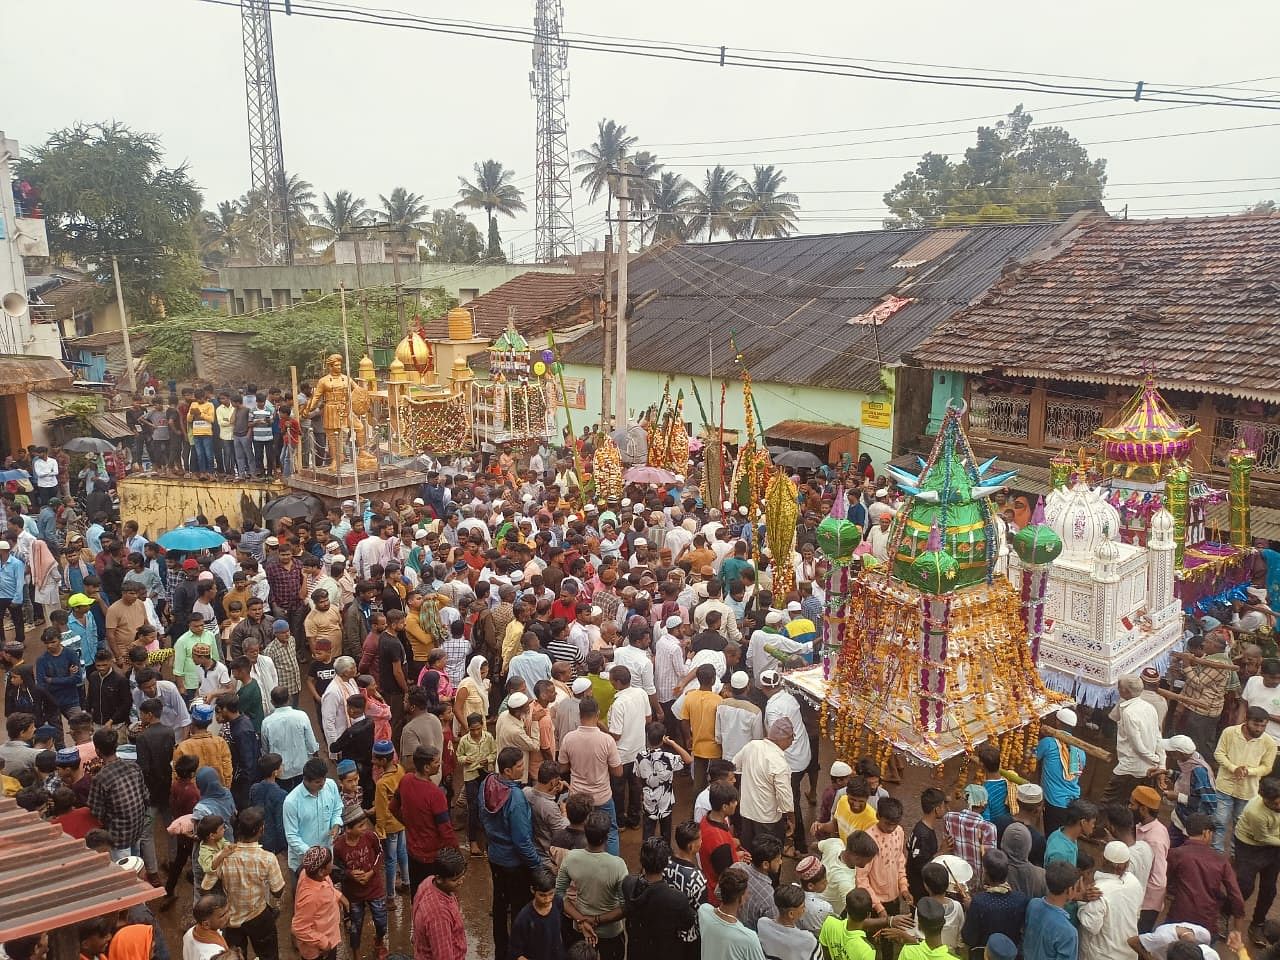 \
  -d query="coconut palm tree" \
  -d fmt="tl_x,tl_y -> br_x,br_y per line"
282,173 -> 319,251
311,190 -> 372,240
455,160 -> 527,260
197,200 -> 242,266
573,119 -> 639,222
627,150 -> 663,246
650,172 -> 693,243
379,187 -> 430,236
685,166 -> 746,242
734,165 -> 801,239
